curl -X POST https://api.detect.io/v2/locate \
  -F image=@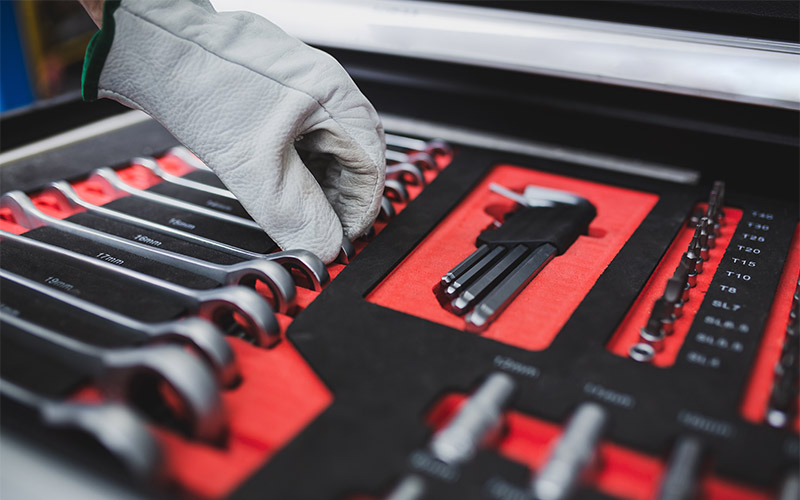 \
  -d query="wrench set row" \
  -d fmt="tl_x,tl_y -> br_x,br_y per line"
628,182 -> 727,363
0,133 -> 453,486
379,374 -> 799,500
